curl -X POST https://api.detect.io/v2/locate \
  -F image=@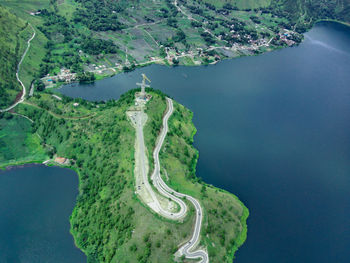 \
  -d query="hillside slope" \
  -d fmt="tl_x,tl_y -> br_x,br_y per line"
279,0 -> 350,24
0,6 -> 28,108
202,0 -> 271,9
